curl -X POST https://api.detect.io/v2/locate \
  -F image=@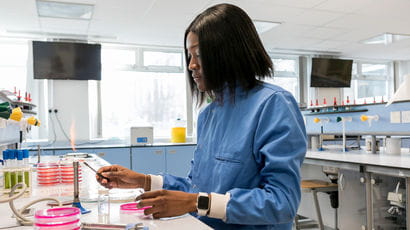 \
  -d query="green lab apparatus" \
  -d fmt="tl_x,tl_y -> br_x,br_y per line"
0,102 -> 12,119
